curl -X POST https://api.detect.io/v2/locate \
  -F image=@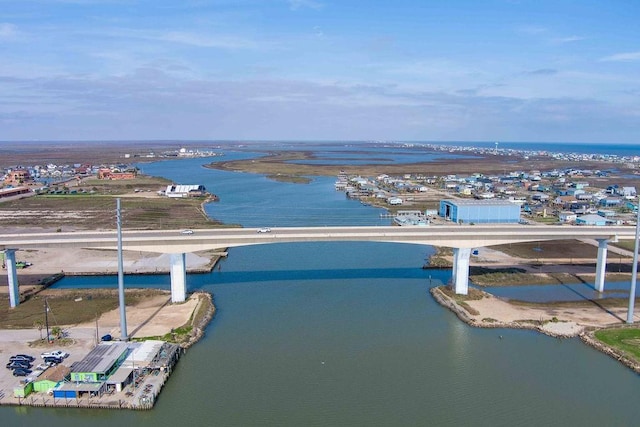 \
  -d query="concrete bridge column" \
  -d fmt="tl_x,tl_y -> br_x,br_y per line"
595,239 -> 609,292
170,253 -> 187,303
452,247 -> 471,295
4,249 -> 20,308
